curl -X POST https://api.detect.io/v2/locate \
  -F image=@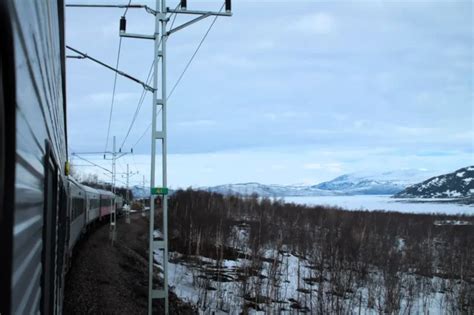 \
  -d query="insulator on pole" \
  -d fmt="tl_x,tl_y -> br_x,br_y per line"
180,0 -> 187,9
120,16 -> 126,32
225,0 -> 231,12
